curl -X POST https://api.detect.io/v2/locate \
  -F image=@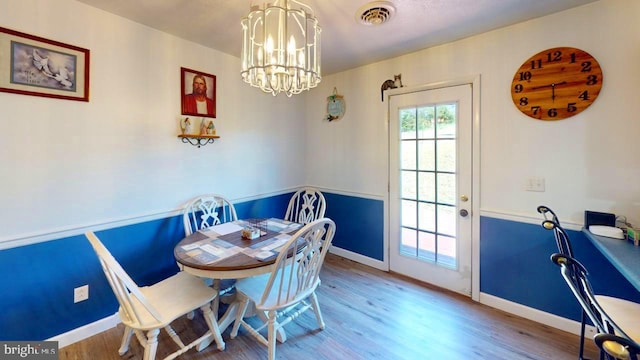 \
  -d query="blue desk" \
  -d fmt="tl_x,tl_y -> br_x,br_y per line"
583,228 -> 640,293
